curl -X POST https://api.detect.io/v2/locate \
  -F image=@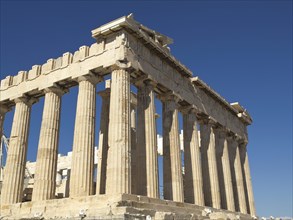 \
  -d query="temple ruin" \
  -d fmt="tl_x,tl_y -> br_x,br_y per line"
0,14 -> 256,219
